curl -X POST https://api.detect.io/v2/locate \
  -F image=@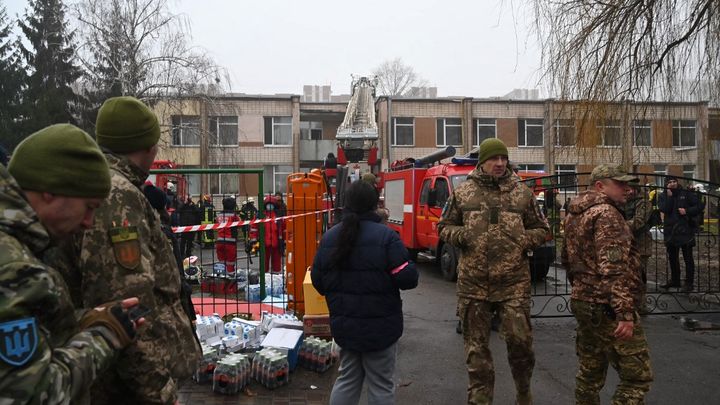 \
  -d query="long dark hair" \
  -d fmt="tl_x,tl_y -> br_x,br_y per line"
330,180 -> 379,268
